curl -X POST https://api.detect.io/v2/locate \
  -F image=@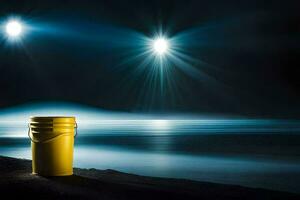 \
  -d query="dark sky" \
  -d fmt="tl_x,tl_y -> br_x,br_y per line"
0,0 -> 299,117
